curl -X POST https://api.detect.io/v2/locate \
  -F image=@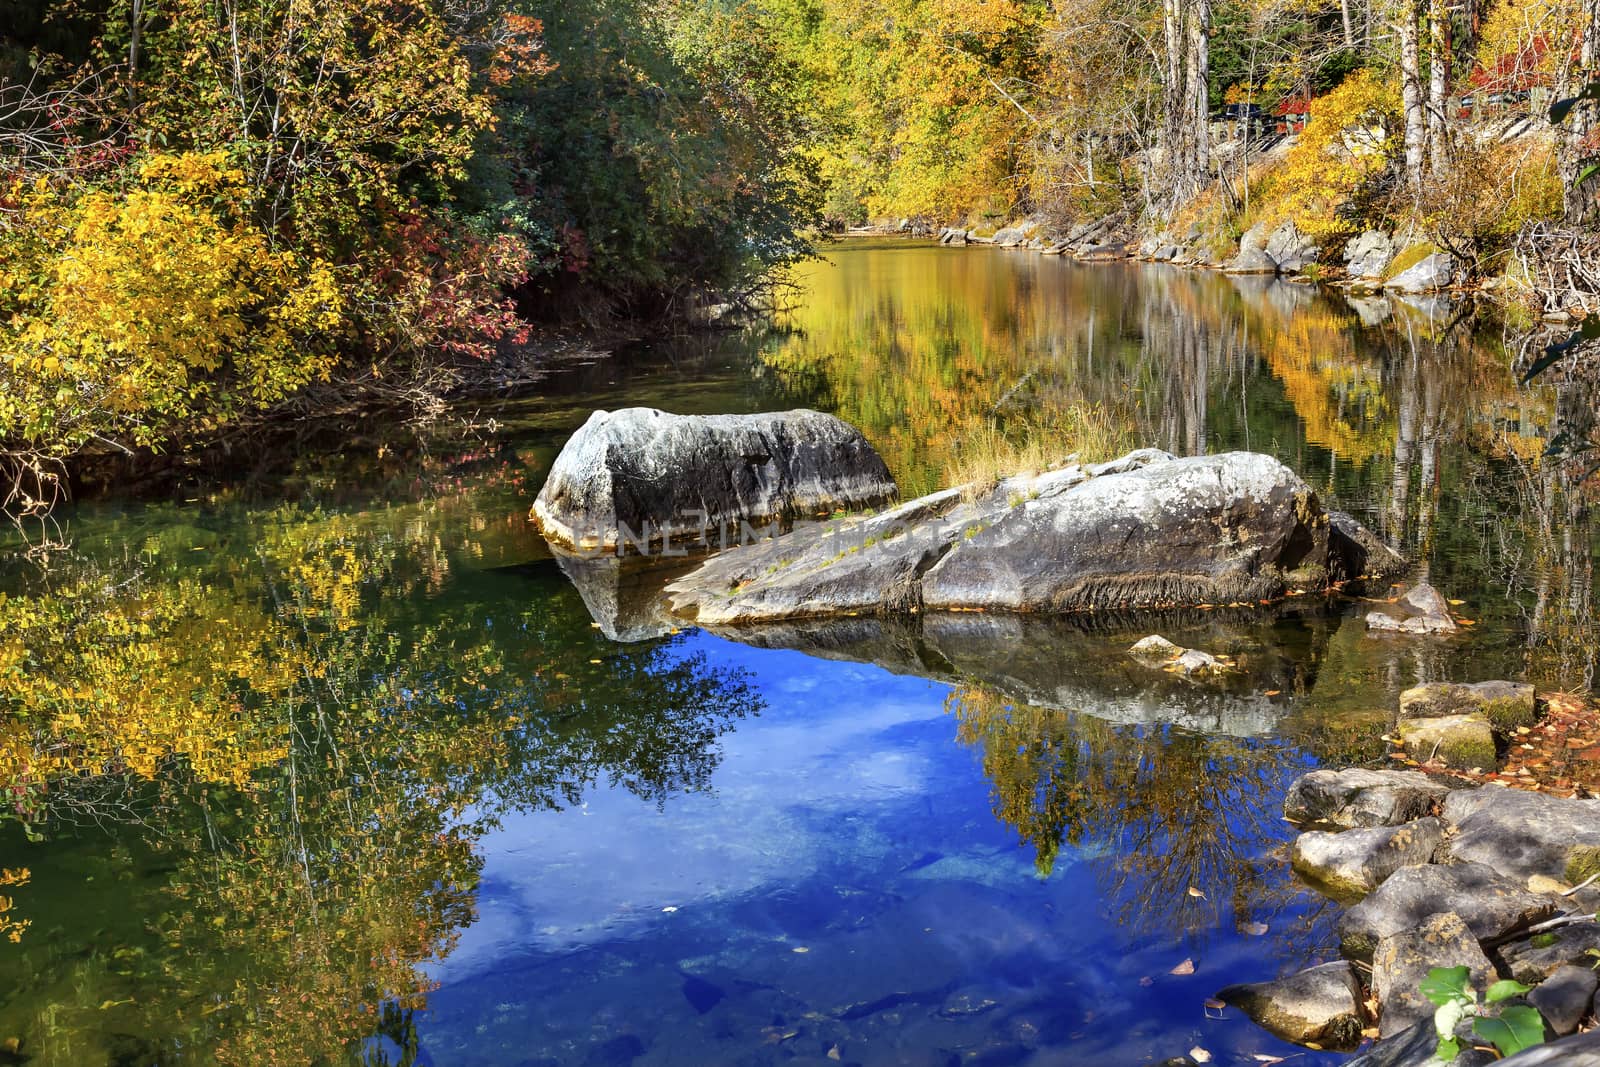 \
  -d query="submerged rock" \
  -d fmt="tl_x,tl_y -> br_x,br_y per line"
1283,768 -> 1451,830
1366,581 -> 1458,634
702,612 -> 1305,736
1400,681 -> 1538,732
1339,862 -> 1557,961
1129,635 -> 1184,660
532,408 -> 896,553
1215,961 -> 1366,1048
666,449 -> 1400,626
1370,911 -> 1494,1037
1291,817 -> 1445,899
